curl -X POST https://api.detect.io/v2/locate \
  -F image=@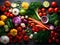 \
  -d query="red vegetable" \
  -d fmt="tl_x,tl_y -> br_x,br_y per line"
54,7 -> 58,13
38,9 -> 41,13
4,1 -> 11,7
38,12 -> 43,17
28,18 -> 49,30
23,35 -> 29,41
43,12 -> 47,16
41,8 -> 46,13
51,1 -> 57,7
0,6 -> 6,12
48,7 -> 53,13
